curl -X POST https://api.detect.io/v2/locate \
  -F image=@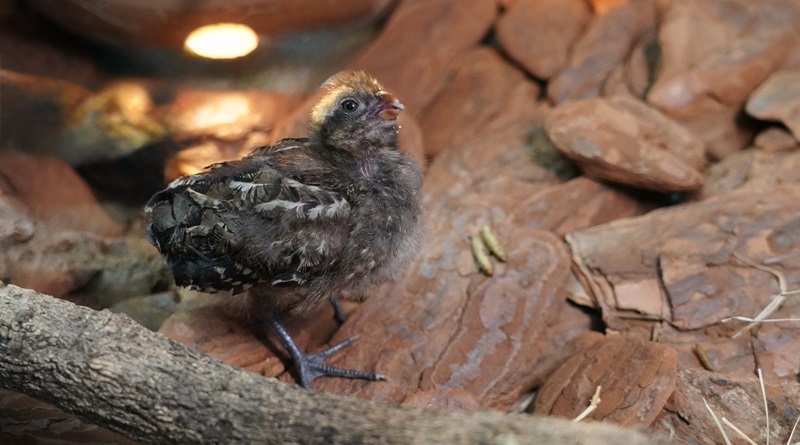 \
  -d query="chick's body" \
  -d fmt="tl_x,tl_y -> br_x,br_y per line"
146,71 -> 423,319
